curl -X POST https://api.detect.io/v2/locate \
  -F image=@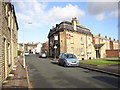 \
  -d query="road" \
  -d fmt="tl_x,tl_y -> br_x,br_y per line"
26,54 -> 119,88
